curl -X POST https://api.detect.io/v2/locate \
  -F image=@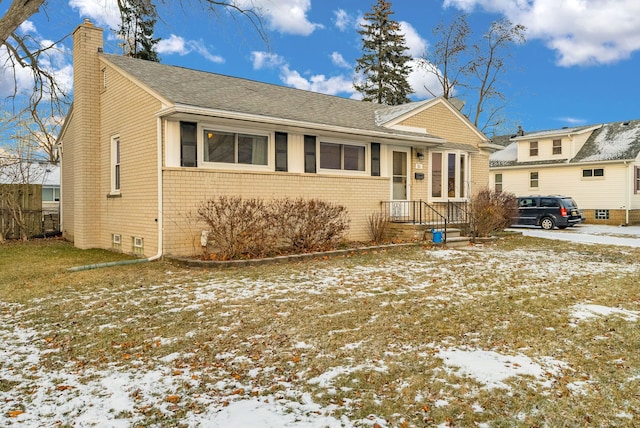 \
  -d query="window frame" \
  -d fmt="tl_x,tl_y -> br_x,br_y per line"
529,171 -> 539,189
316,139 -> 368,175
429,150 -> 469,201
494,173 -> 503,192
582,168 -> 604,178
552,139 -> 562,155
199,124 -> 273,171
635,166 -> 640,194
110,135 -> 121,194
529,141 -> 538,157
